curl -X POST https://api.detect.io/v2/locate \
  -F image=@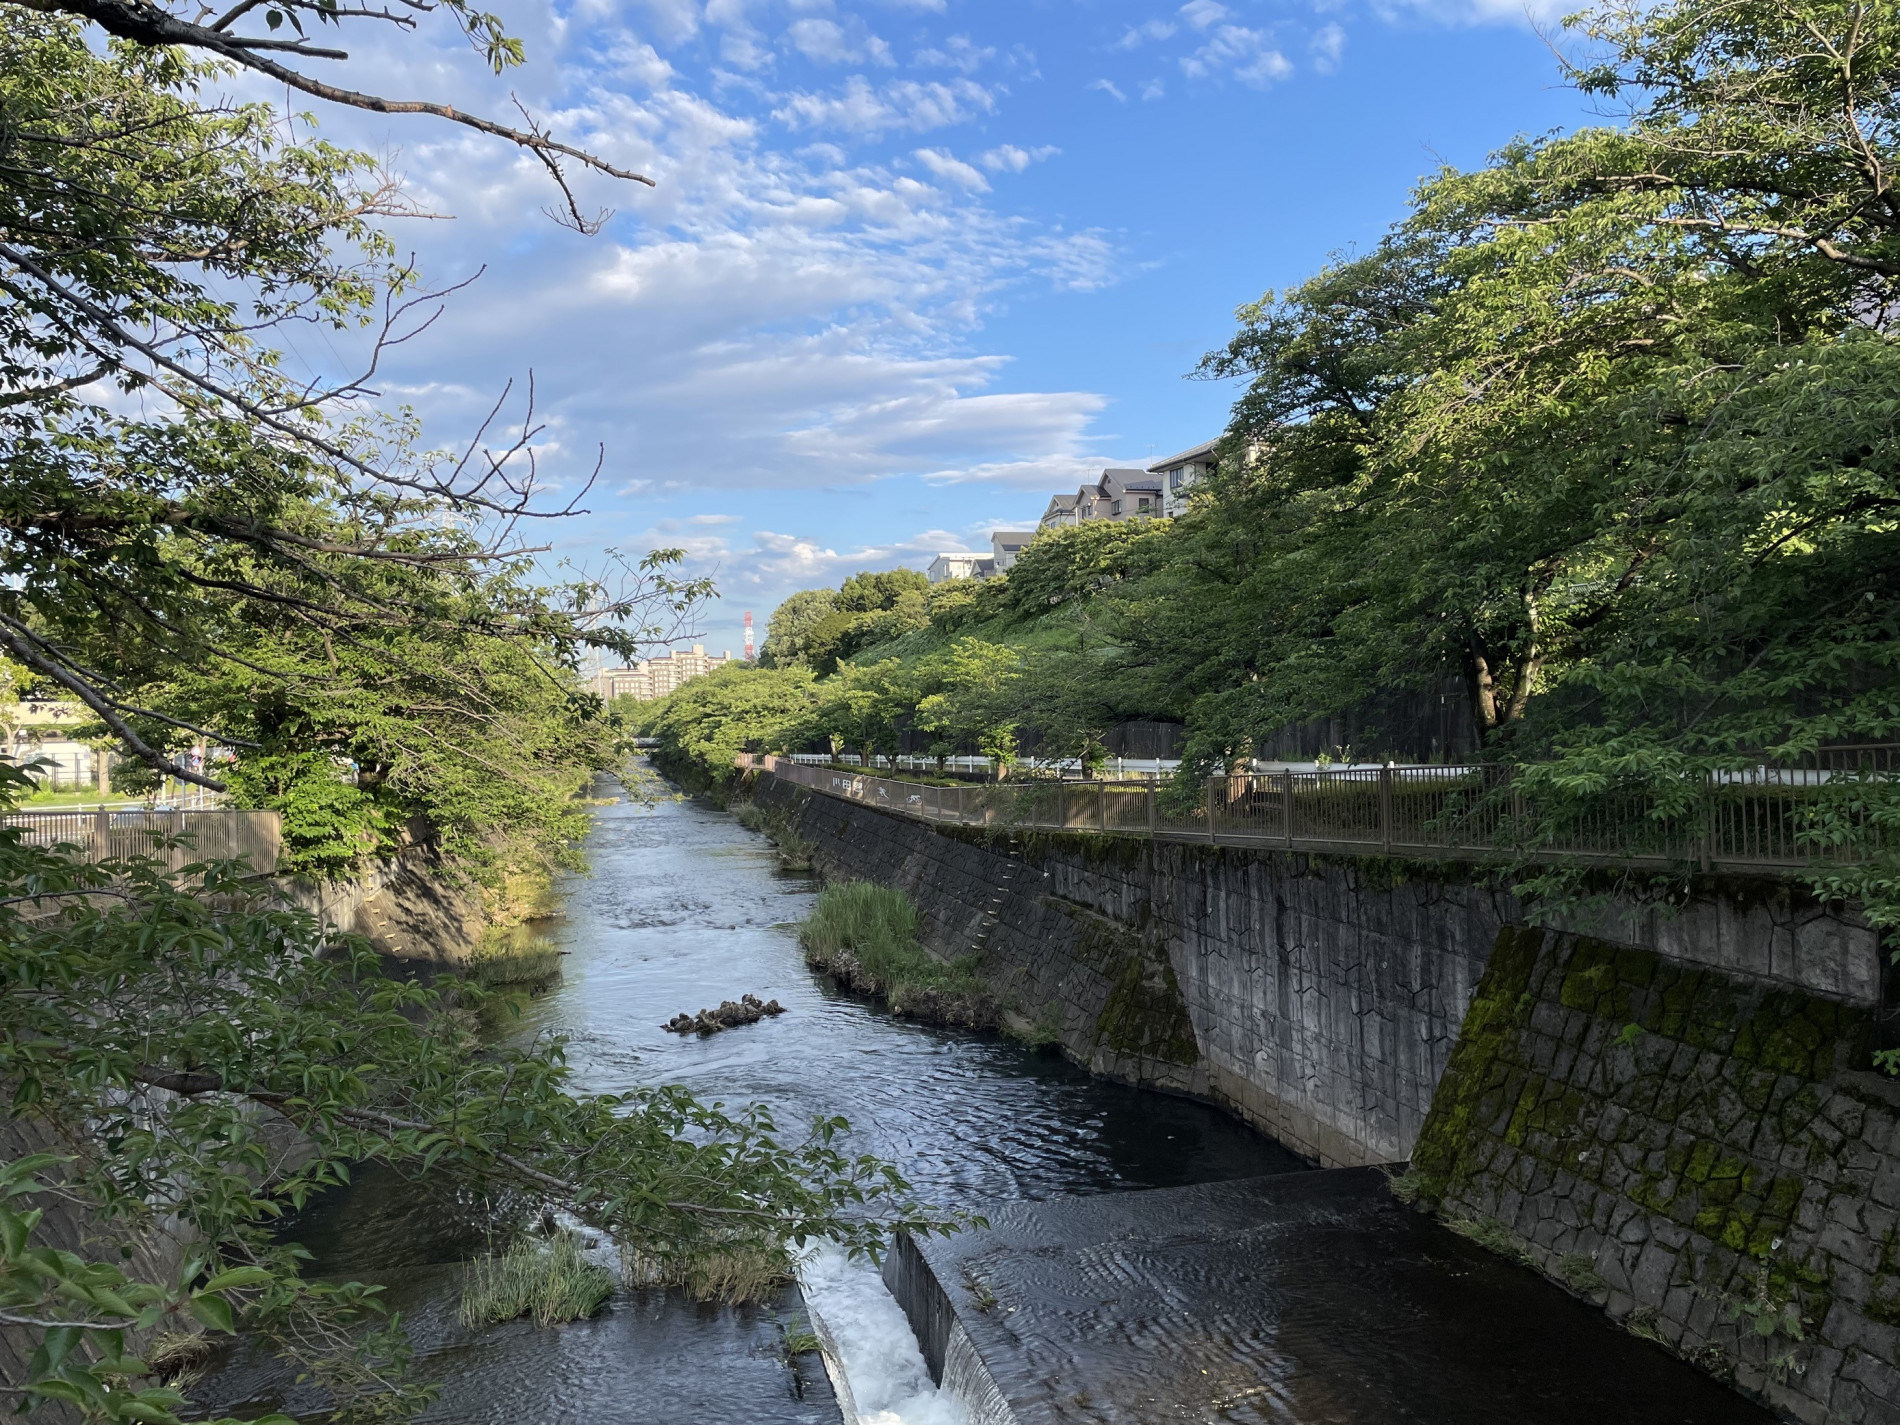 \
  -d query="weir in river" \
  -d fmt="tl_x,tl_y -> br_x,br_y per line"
198,781 -> 1778,1422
